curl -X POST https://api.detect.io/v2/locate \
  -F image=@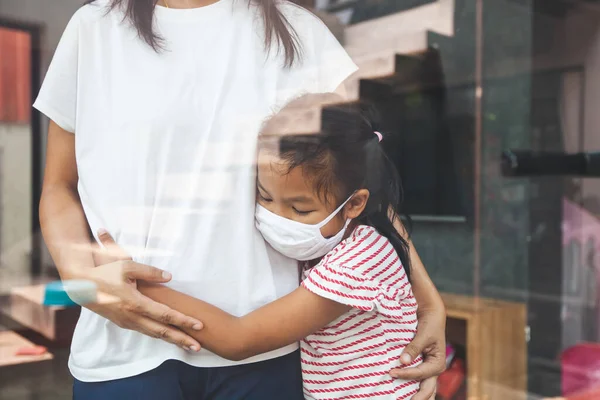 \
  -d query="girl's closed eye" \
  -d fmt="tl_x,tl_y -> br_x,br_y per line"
292,207 -> 315,216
